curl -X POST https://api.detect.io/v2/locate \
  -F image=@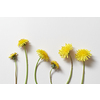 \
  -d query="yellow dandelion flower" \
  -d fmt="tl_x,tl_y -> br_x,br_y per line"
59,43 -> 73,58
75,49 -> 92,84
36,49 -> 49,61
18,39 -> 29,47
51,61 -> 59,69
75,49 -> 92,62
9,52 -> 17,59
